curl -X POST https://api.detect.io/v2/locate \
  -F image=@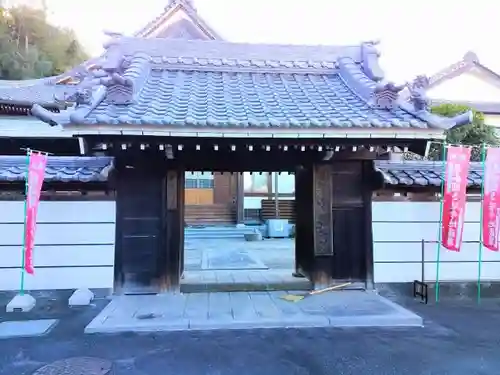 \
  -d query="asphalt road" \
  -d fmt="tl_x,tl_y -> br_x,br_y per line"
0,293 -> 499,375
